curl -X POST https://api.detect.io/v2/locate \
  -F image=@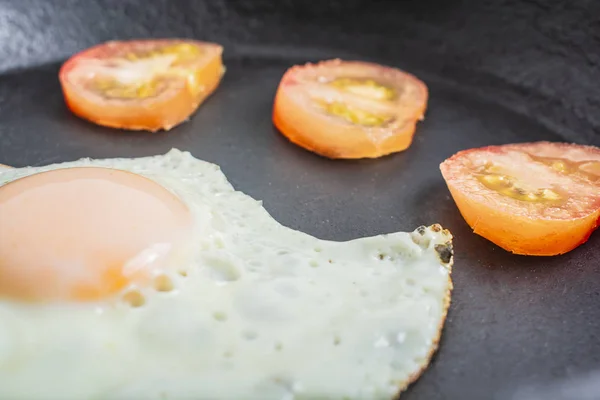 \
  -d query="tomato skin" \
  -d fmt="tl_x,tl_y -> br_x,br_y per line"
273,93 -> 419,159
440,142 -> 600,256
445,180 -> 599,255
272,60 -> 428,159
59,39 -> 224,132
